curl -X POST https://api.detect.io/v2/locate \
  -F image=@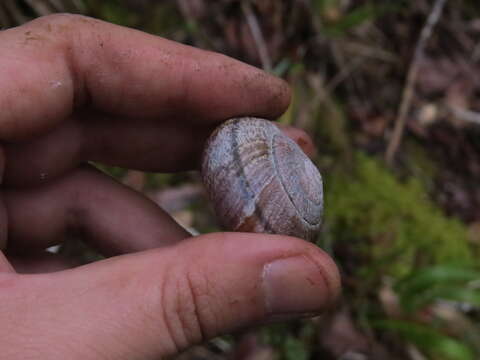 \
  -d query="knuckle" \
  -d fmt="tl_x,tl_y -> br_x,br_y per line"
33,13 -> 90,26
24,14 -> 92,51
184,268 -> 220,338
27,14 -> 100,43
159,265 -> 220,351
